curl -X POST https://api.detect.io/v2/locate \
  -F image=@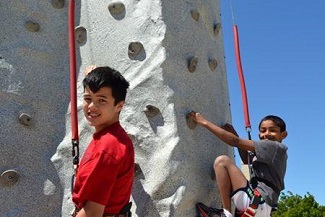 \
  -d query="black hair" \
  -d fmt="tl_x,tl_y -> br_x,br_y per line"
82,66 -> 130,105
258,115 -> 286,132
